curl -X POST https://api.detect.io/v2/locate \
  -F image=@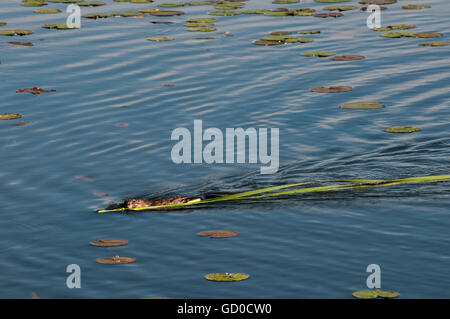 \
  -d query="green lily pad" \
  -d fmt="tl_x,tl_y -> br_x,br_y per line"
0,22 -> 6,27
380,31 -> 415,38
299,30 -> 320,34
340,101 -> 384,109
372,24 -> 415,31
185,22 -> 214,27
76,1 -> 106,6
188,27 -> 216,32
311,86 -> 352,93
34,8 -> 61,13
352,290 -> 378,299
323,5 -> 357,11
373,289 -> 400,298
111,11 -> 144,17
209,10 -> 241,16
419,41 -> 450,47
359,0 -> 396,4
187,1 -> 216,5
331,55 -> 365,61
413,32 -> 443,38
301,51 -> 335,57
402,4 -> 430,10
187,17 -> 218,23
205,273 -> 249,282
0,29 -> 33,36
270,31 -> 291,35
147,36 -> 174,41
159,2 -> 185,7
43,23 -> 80,30
252,40 -> 284,46
214,2 -> 244,10
141,9 -> 184,16
0,113 -> 22,120
22,0 -> 47,7
383,126 -> 420,133
83,13 -> 113,19
273,0 -> 299,3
